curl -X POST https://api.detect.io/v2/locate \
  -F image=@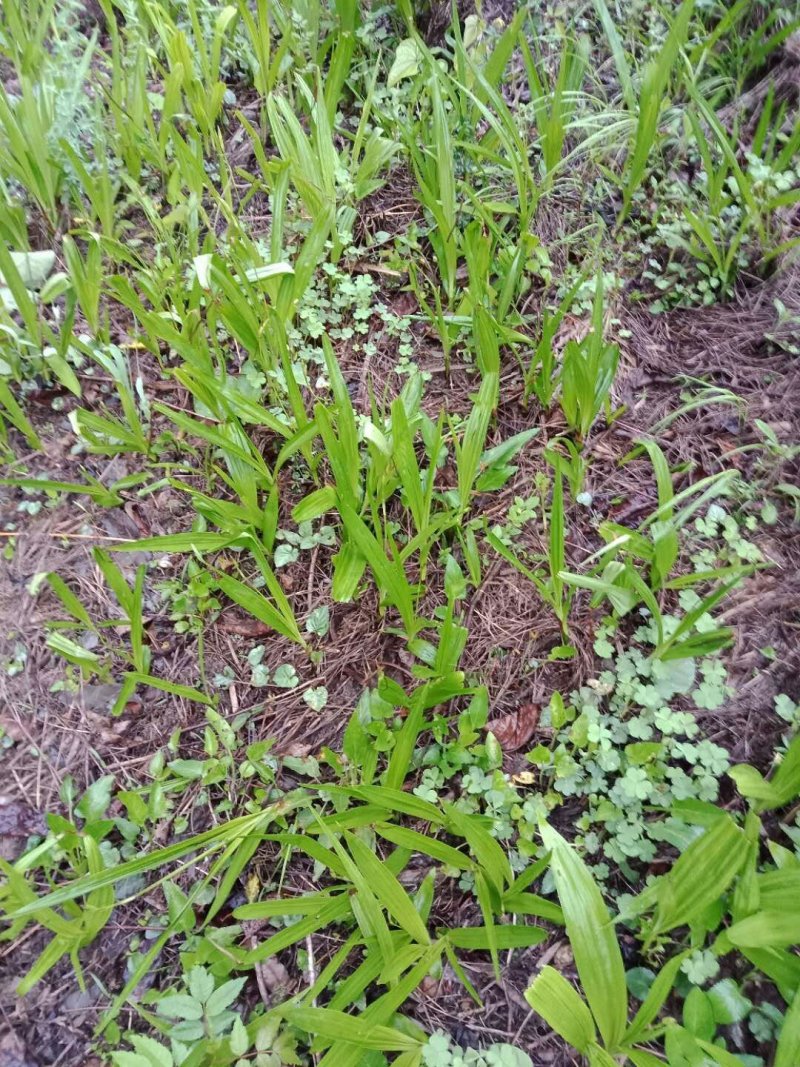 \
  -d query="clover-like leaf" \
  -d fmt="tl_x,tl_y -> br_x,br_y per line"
303,686 -> 328,712
775,693 -> 799,724
3,249 -> 56,289
388,37 -> 423,88
251,663 -> 270,687
273,664 -> 299,689
274,544 -> 299,568
305,605 -> 330,638
652,658 -> 696,700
